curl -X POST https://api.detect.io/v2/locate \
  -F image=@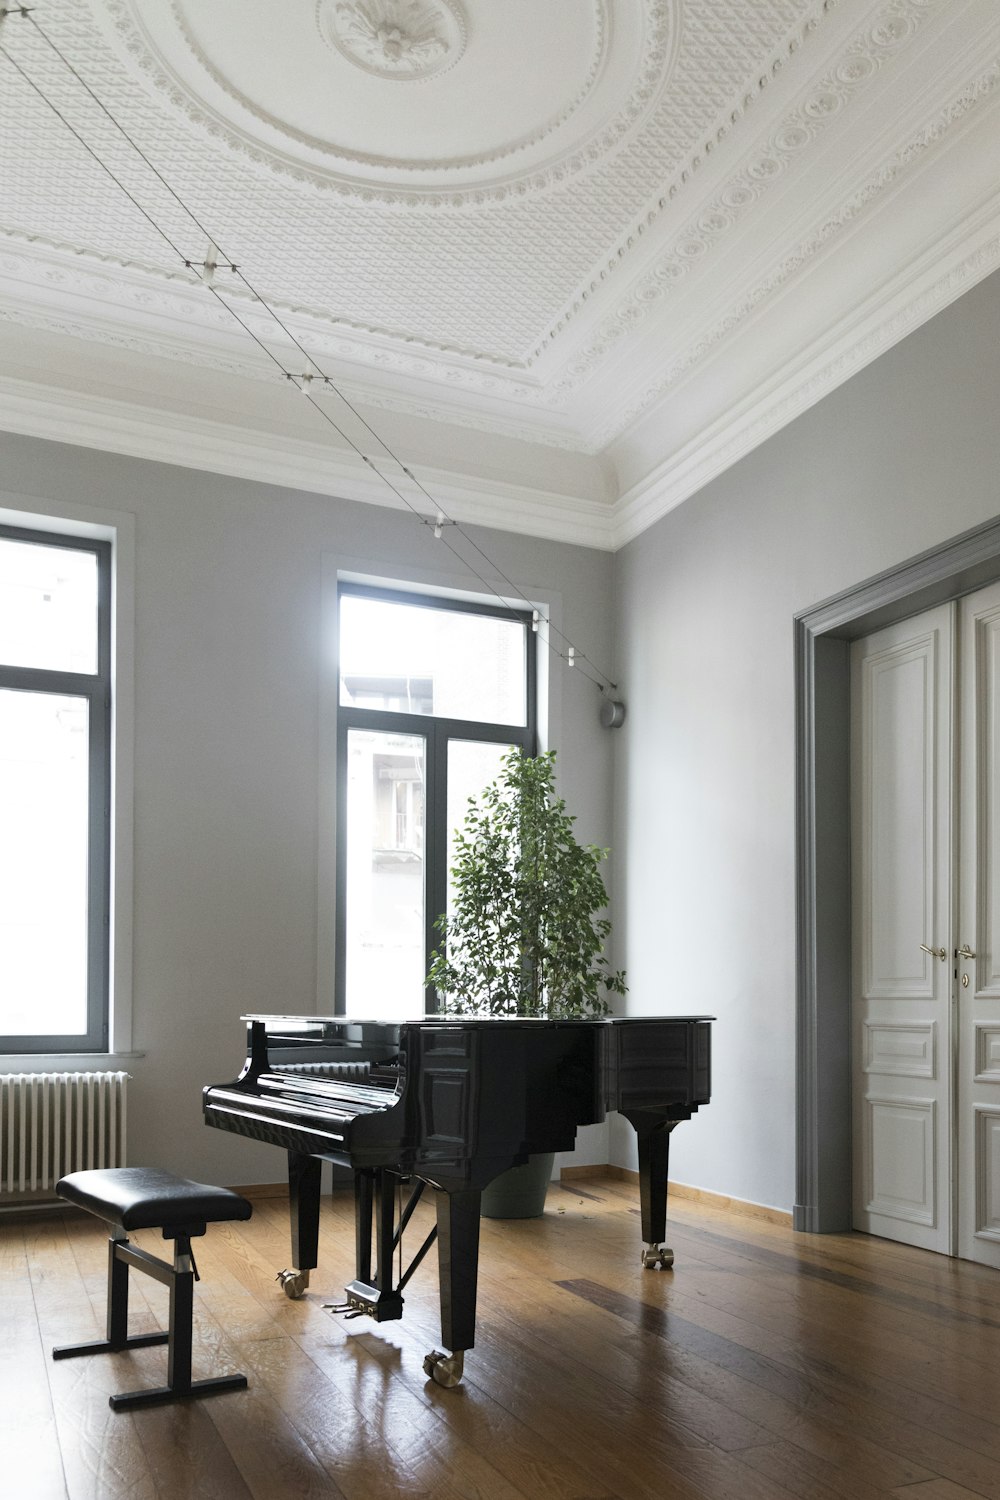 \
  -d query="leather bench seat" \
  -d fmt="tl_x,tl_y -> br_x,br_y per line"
57,1166 -> 252,1237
